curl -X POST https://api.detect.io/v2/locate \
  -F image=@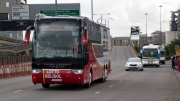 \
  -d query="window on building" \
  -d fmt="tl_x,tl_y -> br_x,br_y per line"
6,2 -> 9,7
